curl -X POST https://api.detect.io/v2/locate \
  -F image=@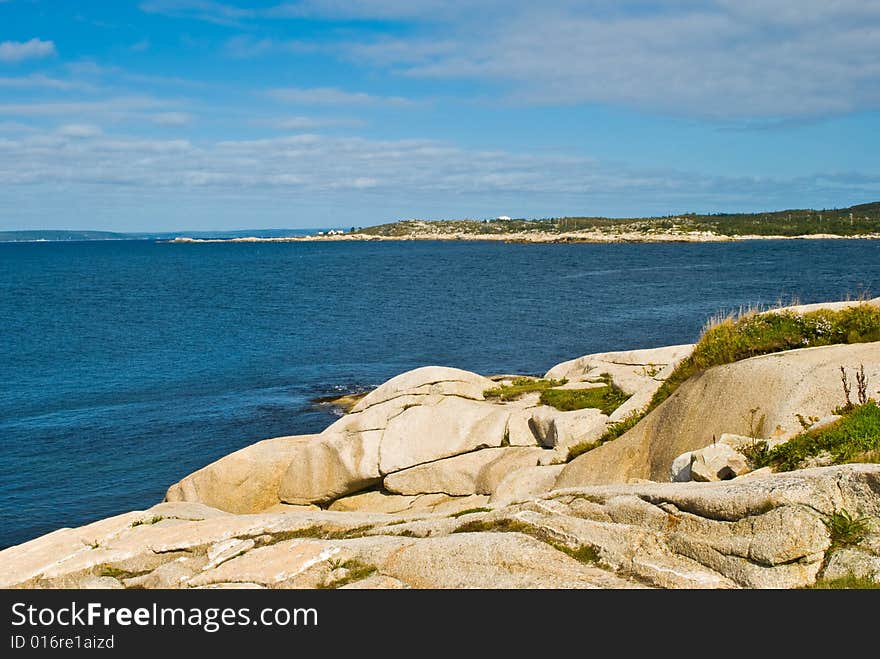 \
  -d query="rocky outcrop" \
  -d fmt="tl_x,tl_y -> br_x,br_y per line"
556,342 -> 880,488
166,368 -> 515,509
11,299 -> 880,590
165,353 -> 680,509
165,435 -> 321,513
4,465 -> 879,589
